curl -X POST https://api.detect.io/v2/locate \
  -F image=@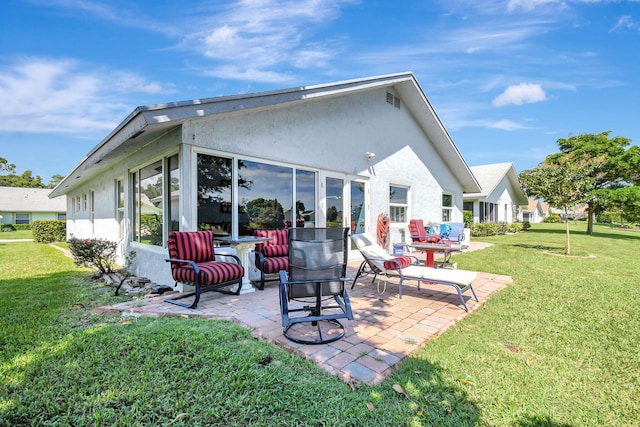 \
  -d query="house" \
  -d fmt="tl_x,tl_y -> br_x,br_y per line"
463,162 -> 527,224
521,198 -> 545,223
0,187 -> 66,227
50,72 -> 481,286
